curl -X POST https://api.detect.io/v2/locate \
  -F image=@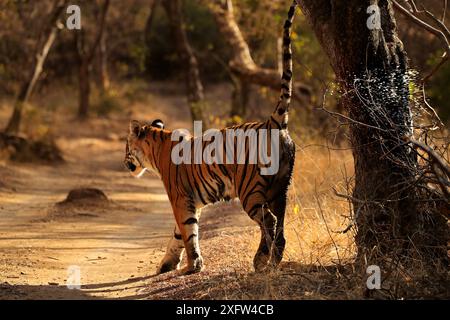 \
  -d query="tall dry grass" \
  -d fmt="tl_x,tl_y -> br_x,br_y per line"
160,140 -> 361,300
283,143 -> 355,268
